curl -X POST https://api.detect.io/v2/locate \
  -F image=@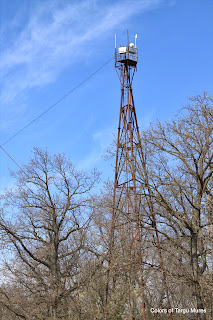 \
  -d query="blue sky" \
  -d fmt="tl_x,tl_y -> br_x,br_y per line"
0,0 -> 213,190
